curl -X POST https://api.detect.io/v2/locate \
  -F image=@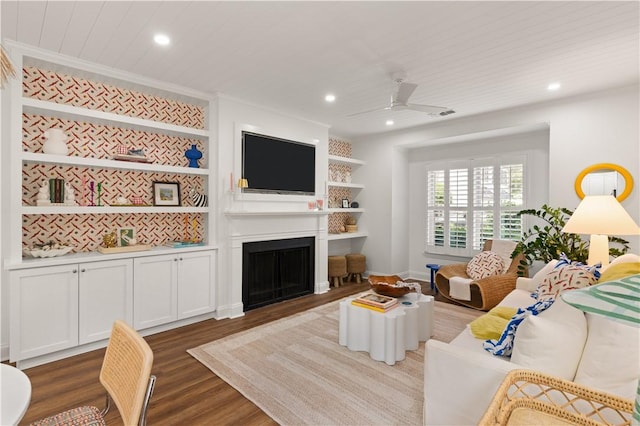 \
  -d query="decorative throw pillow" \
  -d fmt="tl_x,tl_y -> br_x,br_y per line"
510,298 -> 587,379
537,265 -> 597,301
469,306 -> 519,340
555,253 -> 602,279
466,251 -> 505,281
598,262 -> 640,283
